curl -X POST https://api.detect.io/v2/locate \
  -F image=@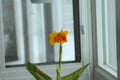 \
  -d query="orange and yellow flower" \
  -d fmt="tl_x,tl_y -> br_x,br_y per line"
49,30 -> 68,45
